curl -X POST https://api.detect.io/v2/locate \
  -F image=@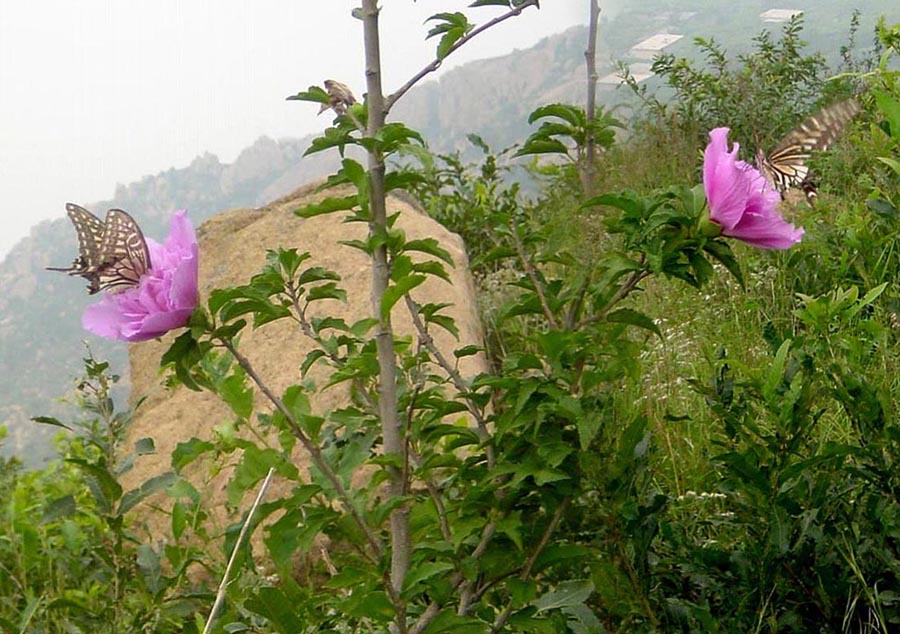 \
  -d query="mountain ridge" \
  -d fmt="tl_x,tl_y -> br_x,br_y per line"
0,26 -> 588,464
